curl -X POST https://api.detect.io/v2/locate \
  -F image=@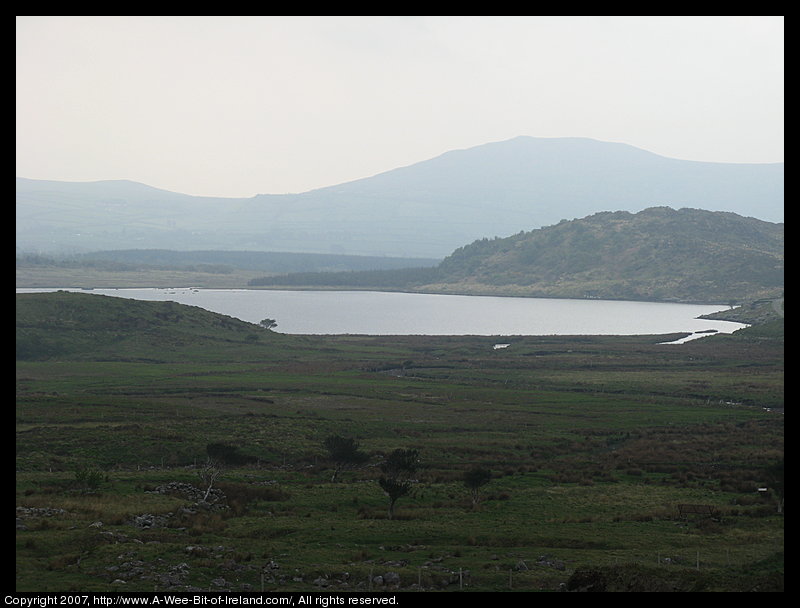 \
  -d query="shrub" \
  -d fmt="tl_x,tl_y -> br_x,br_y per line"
463,467 -> 492,506
74,466 -> 103,490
